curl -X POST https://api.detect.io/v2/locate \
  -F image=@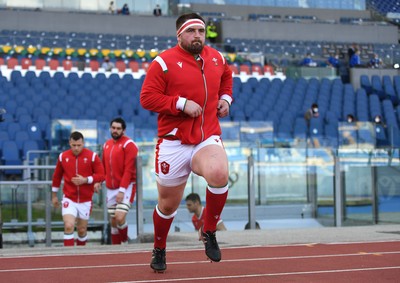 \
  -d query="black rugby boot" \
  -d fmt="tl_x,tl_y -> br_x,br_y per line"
150,248 -> 166,272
